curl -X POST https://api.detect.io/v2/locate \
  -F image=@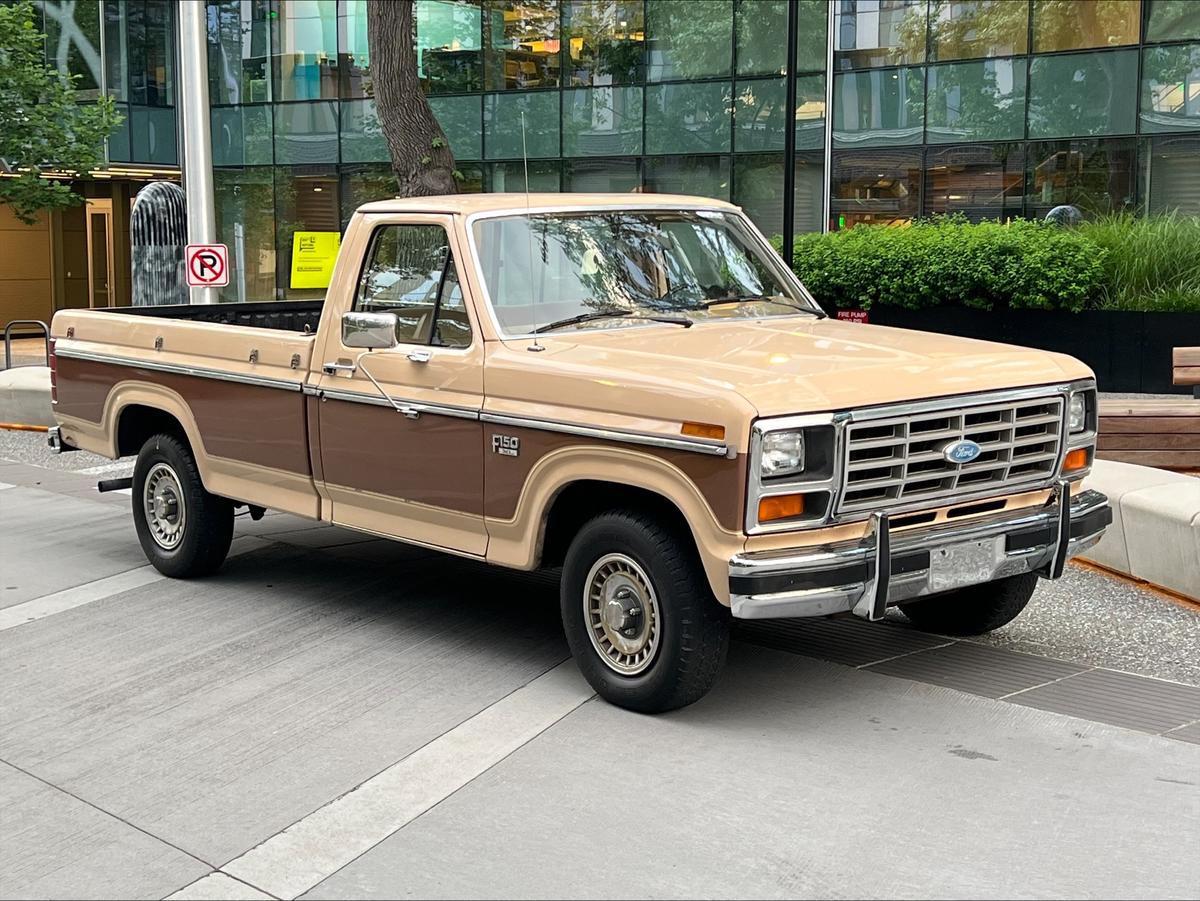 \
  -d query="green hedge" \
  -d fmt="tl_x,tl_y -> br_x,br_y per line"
775,215 -> 1200,313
